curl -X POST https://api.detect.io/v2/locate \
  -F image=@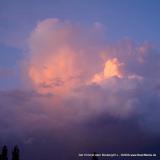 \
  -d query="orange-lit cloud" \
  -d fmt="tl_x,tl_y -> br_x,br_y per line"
91,58 -> 123,84
28,46 -> 81,94
22,18 -> 160,122
26,18 -> 106,95
0,18 -> 160,146
26,19 -> 131,96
